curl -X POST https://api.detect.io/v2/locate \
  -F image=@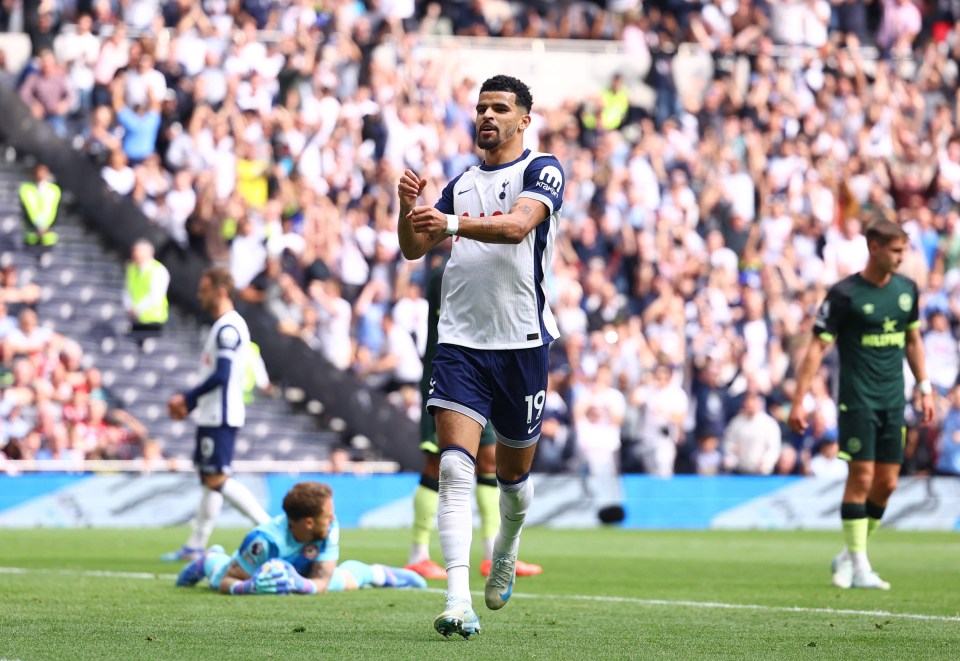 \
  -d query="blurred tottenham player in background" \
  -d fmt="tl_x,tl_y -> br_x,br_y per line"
398,74 -> 564,638
162,268 -> 270,562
